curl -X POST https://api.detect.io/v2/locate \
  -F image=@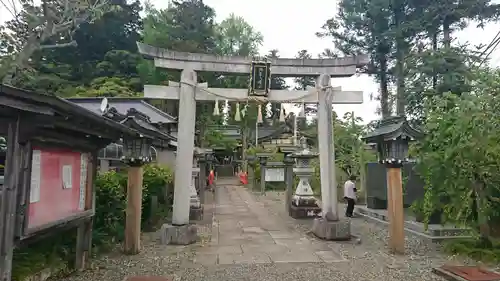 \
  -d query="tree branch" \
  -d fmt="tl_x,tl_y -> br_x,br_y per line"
39,40 -> 77,49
